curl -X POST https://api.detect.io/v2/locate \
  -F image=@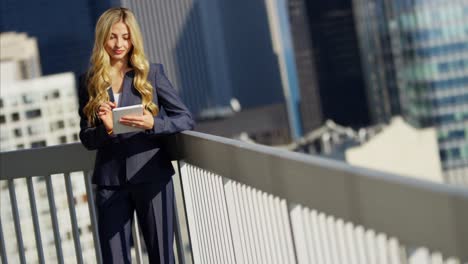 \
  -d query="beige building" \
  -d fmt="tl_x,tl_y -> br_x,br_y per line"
0,72 -> 80,151
345,116 -> 444,183
0,32 -> 41,81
